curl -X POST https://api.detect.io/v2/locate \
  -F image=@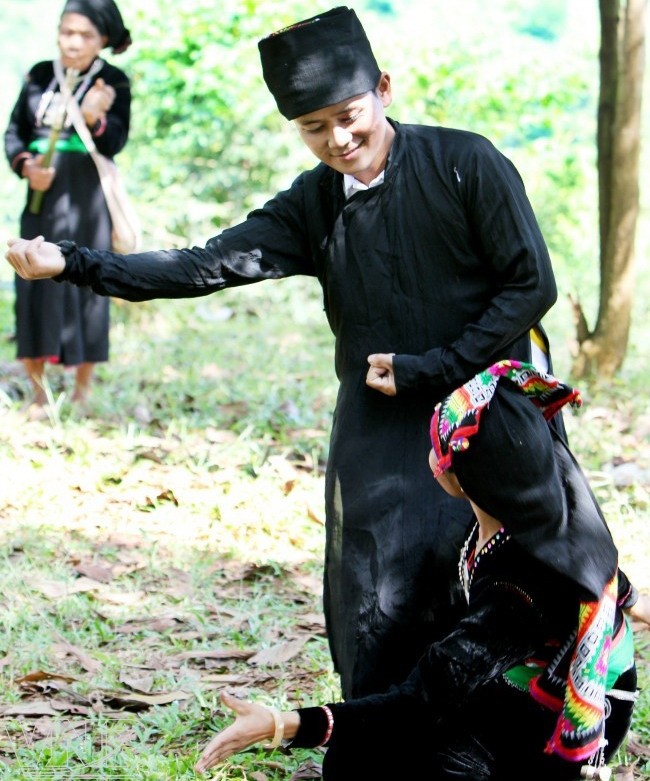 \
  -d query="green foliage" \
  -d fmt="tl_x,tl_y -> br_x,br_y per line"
391,34 -> 597,275
120,0 -> 318,244
108,0 -> 607,332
